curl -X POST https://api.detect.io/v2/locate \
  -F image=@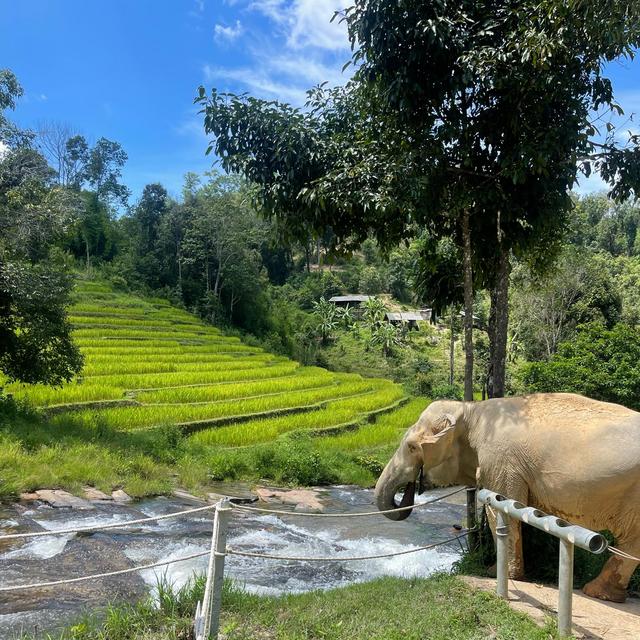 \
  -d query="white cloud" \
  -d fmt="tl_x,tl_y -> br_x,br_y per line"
204,0 -> 351,105
0,140 -> 8,160
203,64 -> 309,104
214,20 -> 243,42
249,0 -> 349,51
